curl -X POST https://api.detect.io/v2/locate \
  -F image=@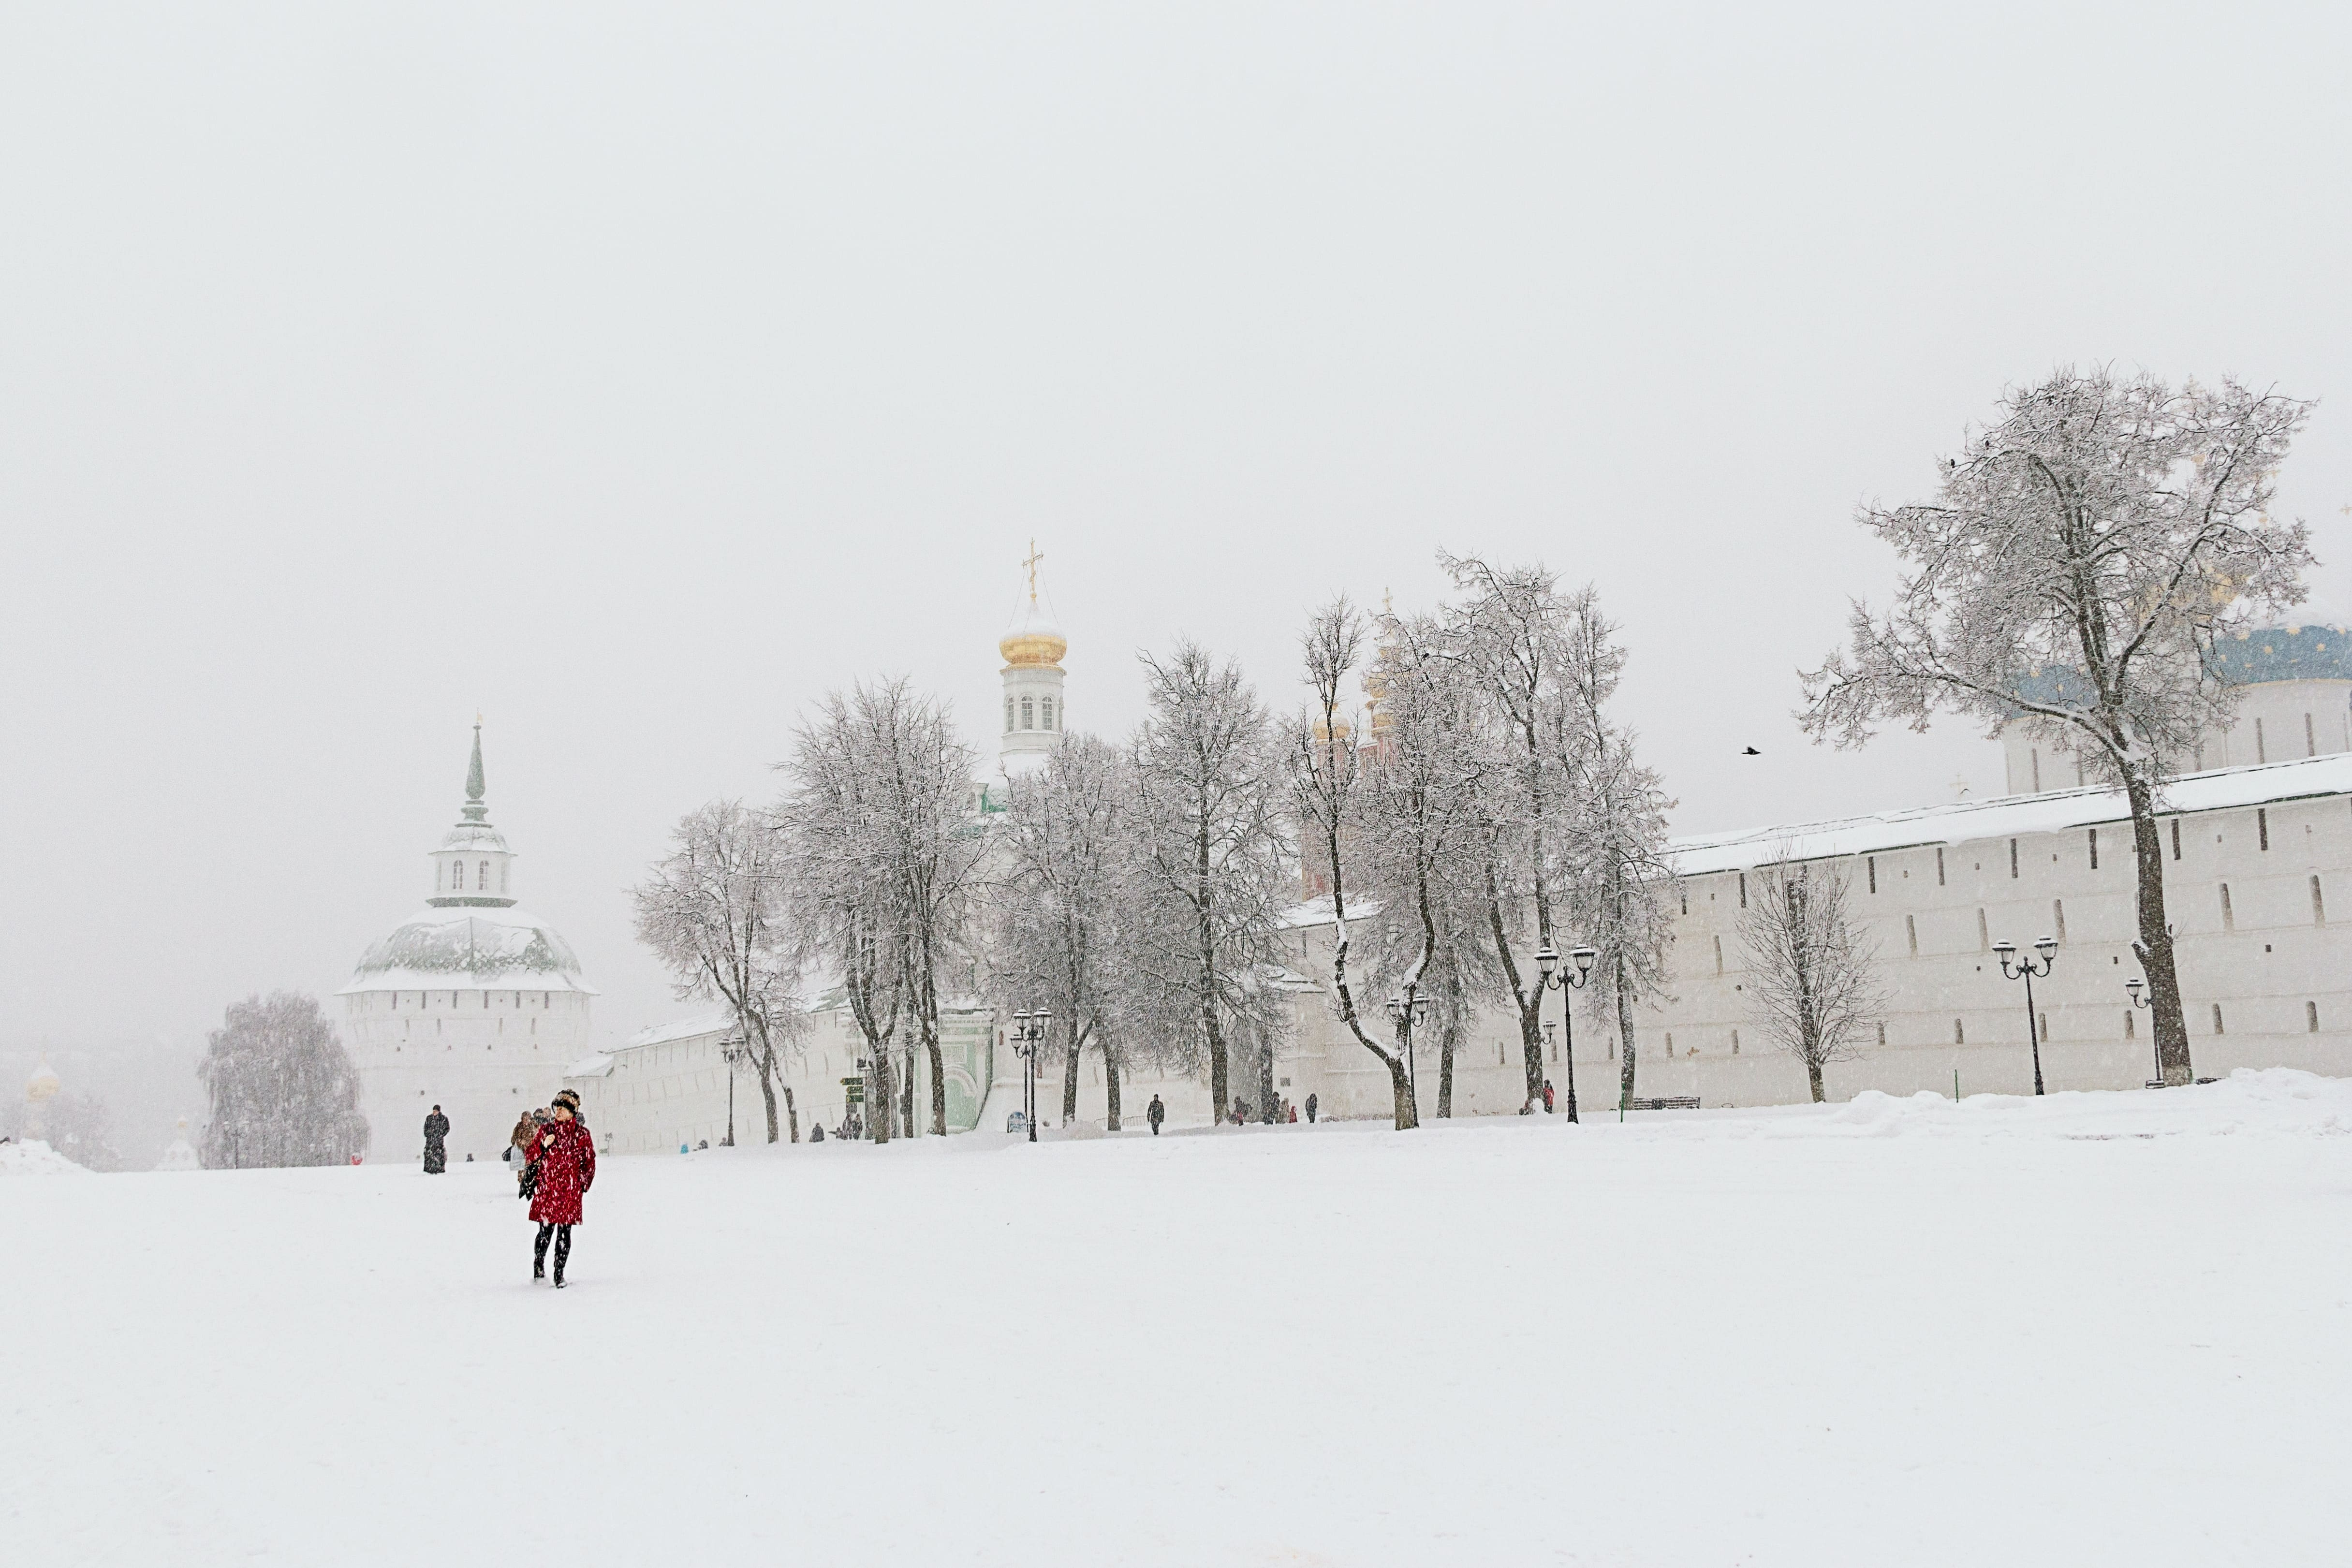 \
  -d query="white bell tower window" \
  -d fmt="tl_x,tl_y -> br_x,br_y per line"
1021,696 -> 1034,730
1042,697 -> 1055,730
1004,697 -> 1014,733
477,860 -> 489,890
